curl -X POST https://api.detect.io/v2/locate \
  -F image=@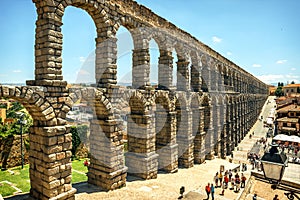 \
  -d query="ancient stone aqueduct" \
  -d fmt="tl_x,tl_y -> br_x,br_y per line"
0,0 -> 269,199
